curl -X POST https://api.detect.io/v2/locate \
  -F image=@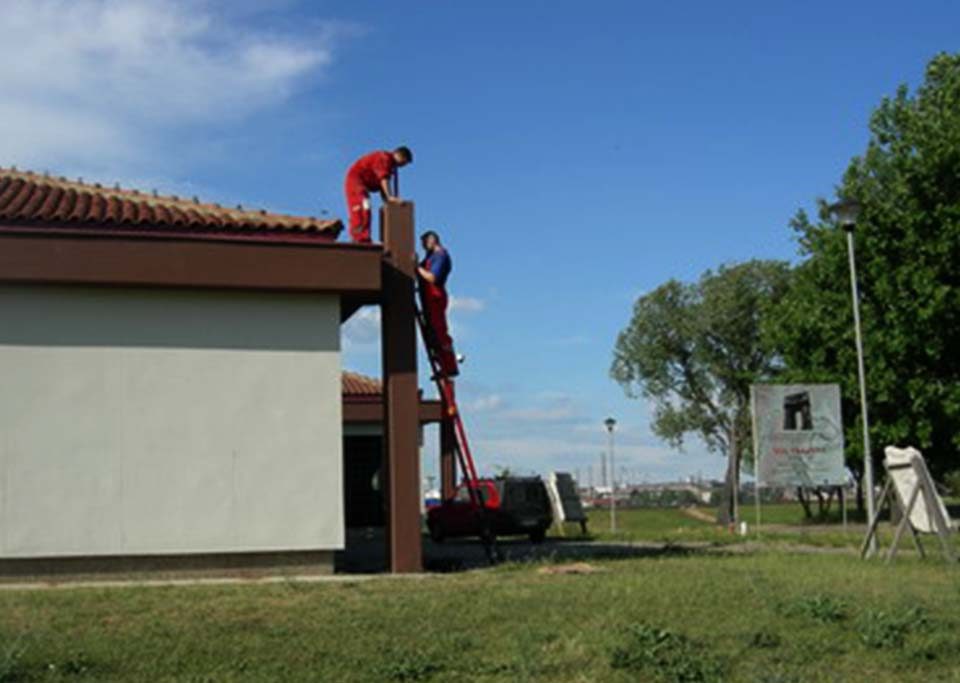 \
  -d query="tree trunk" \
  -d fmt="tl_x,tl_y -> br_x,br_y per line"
822,488 -> 835,515
797,488 -> 813,518
716,430 -> 740,526
814,488 -> 826,516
